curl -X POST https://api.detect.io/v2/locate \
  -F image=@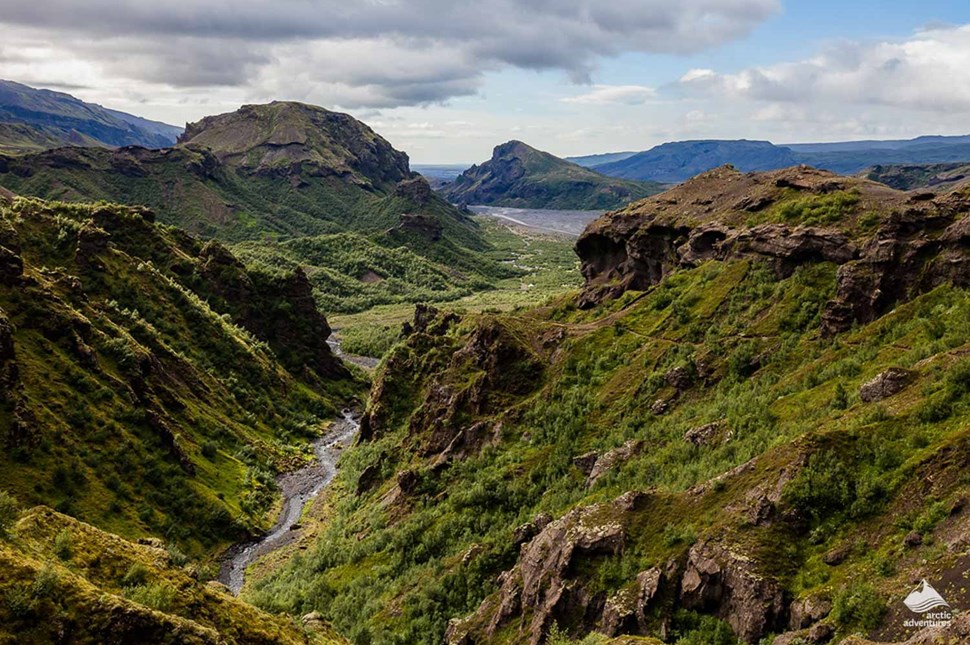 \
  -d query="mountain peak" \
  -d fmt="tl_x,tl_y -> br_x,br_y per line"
442,139 -> 663,209
179,101 -> 411,189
